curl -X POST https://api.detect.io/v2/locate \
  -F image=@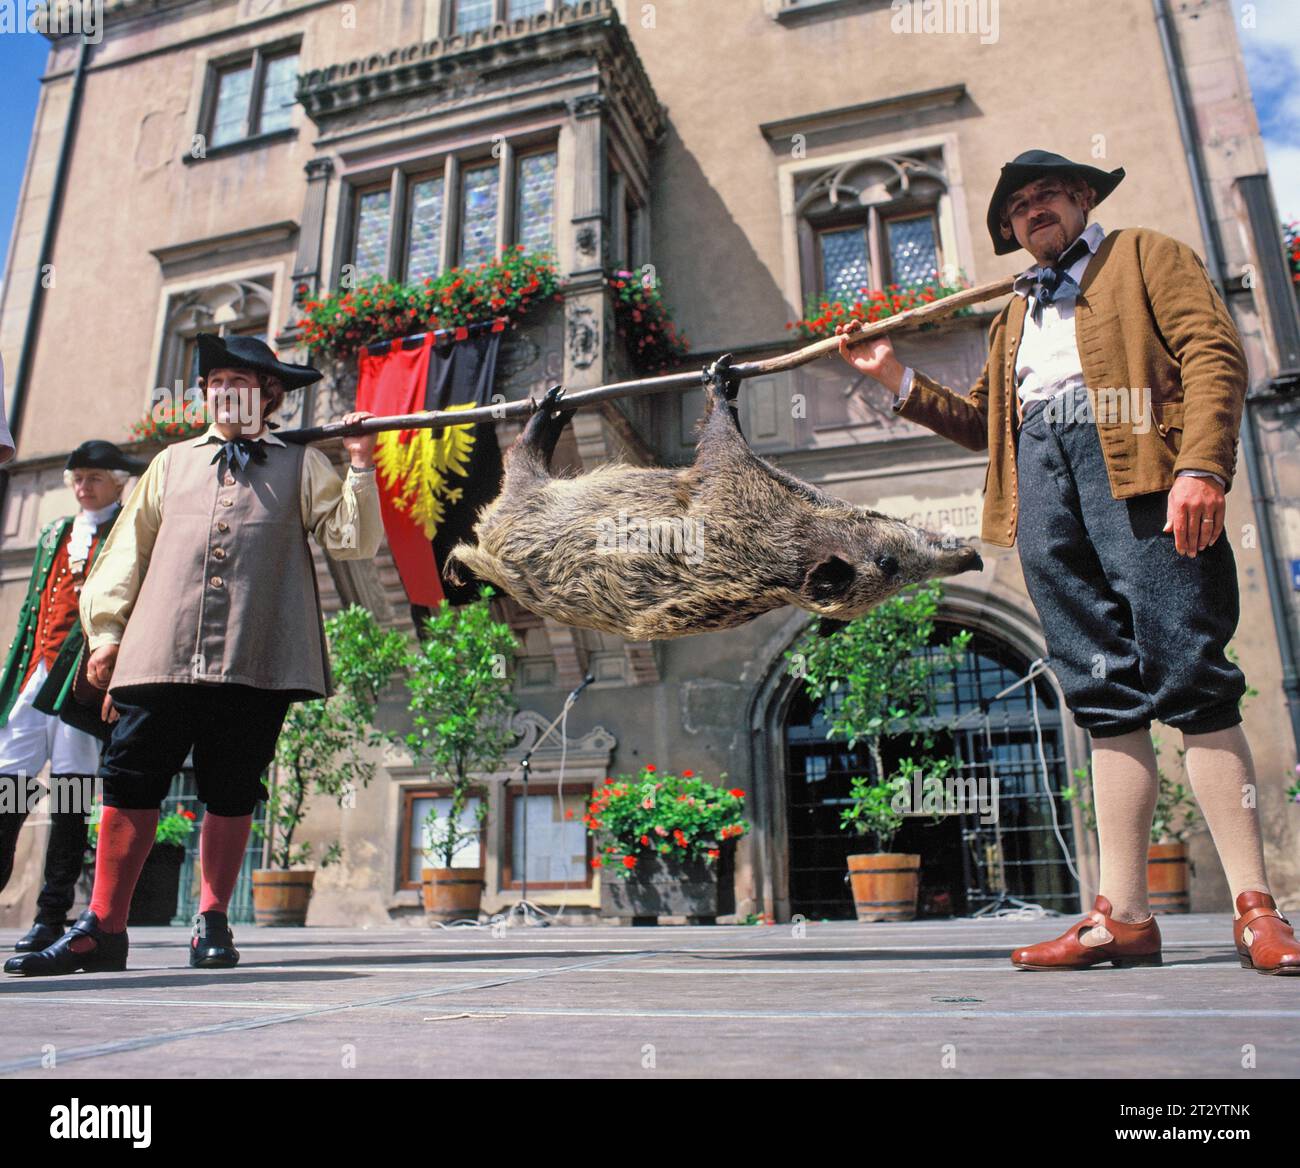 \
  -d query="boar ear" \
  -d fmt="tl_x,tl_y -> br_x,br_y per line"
803,554 -> 856,603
